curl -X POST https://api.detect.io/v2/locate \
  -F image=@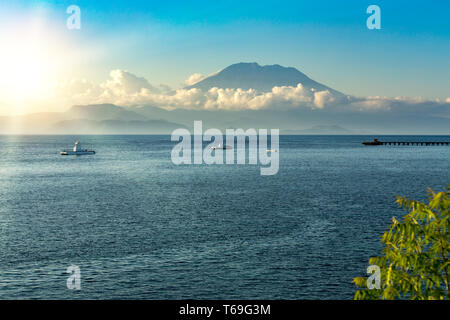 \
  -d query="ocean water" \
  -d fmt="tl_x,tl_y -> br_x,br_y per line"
0,135 -> 449,300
